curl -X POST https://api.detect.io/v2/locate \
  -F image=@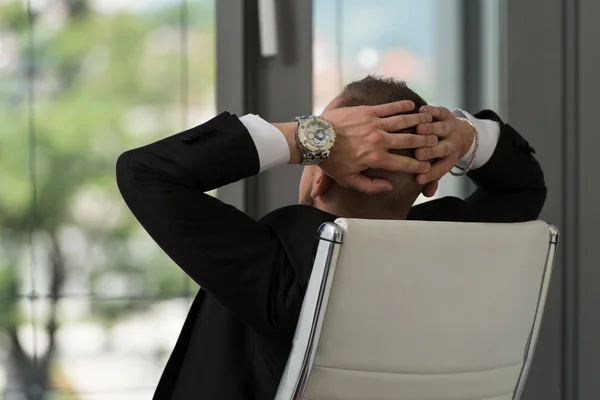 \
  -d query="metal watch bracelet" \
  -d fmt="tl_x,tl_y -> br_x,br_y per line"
450,117 -> 479,176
